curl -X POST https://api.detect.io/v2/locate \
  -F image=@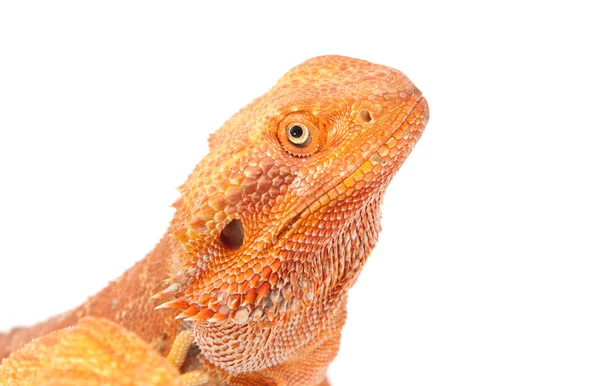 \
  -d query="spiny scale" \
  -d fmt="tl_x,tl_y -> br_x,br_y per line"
154,298 -> 189,310
175,305 -> 202,320
149,283 -> 181,300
